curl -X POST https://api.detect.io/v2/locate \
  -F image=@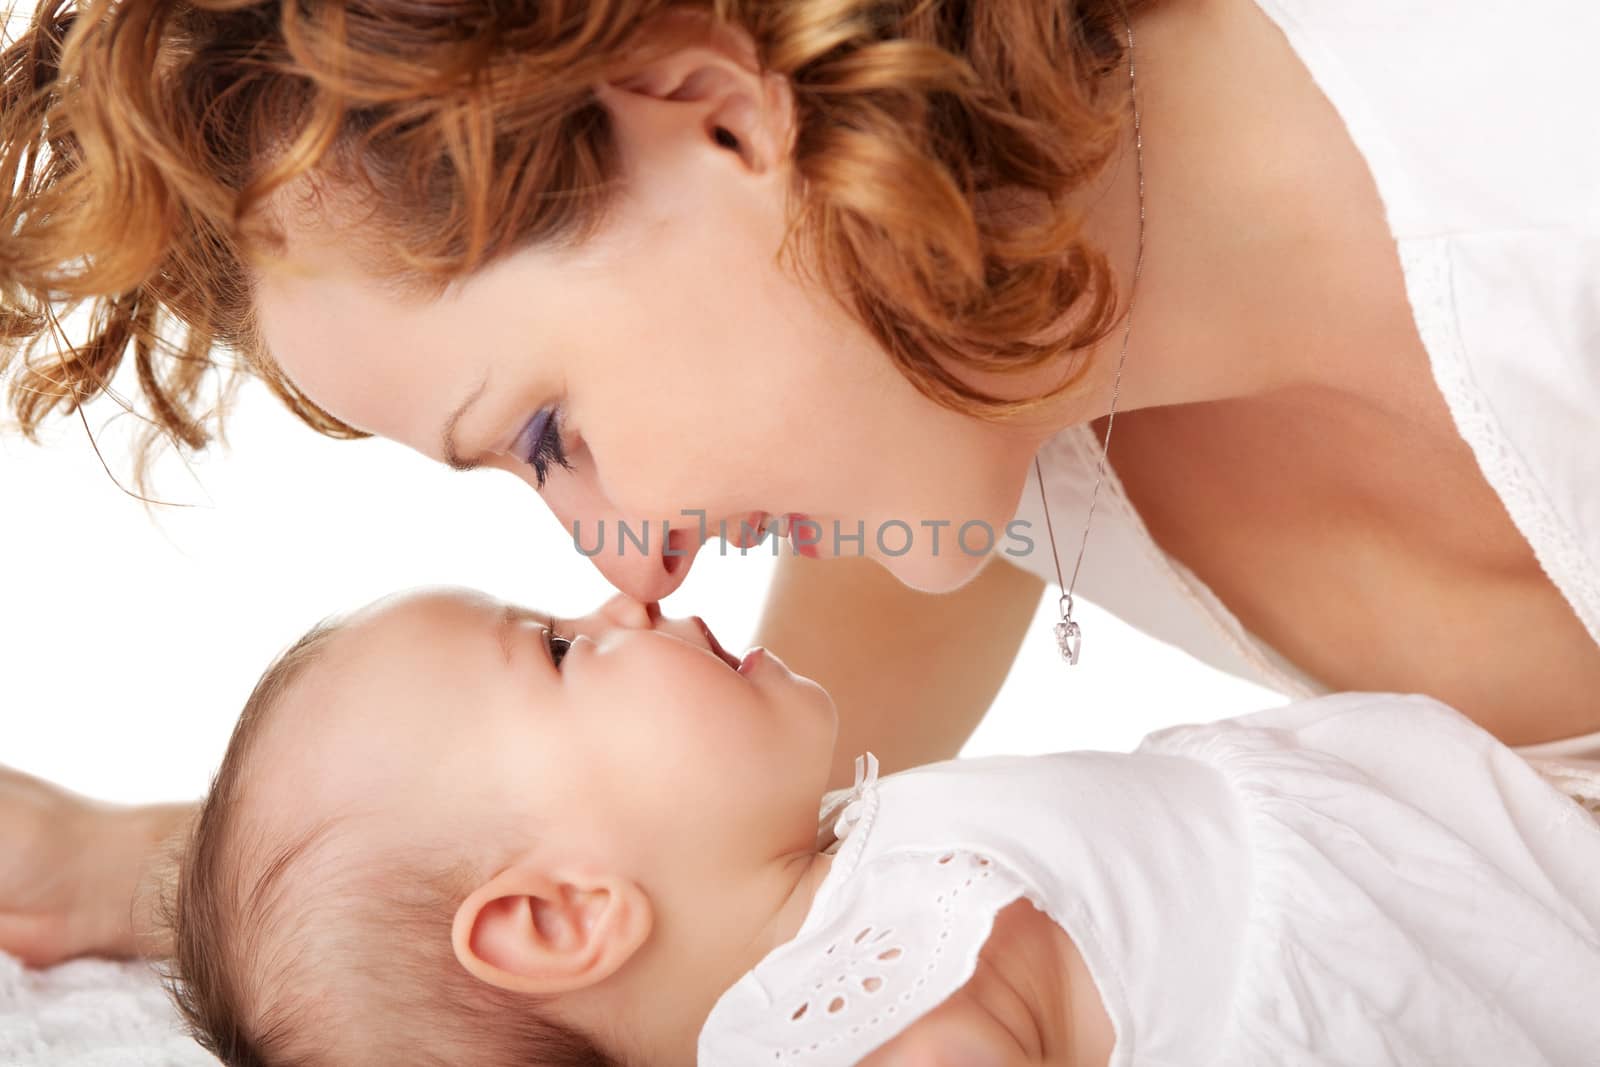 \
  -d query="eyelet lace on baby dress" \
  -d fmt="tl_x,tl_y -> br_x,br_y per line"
701,751 -> 1034,1066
